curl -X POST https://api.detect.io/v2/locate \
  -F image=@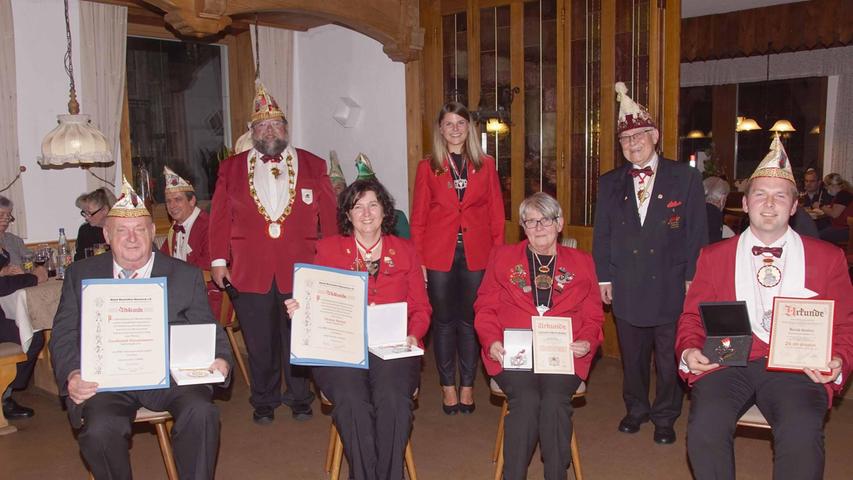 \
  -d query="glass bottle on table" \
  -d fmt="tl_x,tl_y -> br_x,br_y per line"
57,228 -> 71,280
